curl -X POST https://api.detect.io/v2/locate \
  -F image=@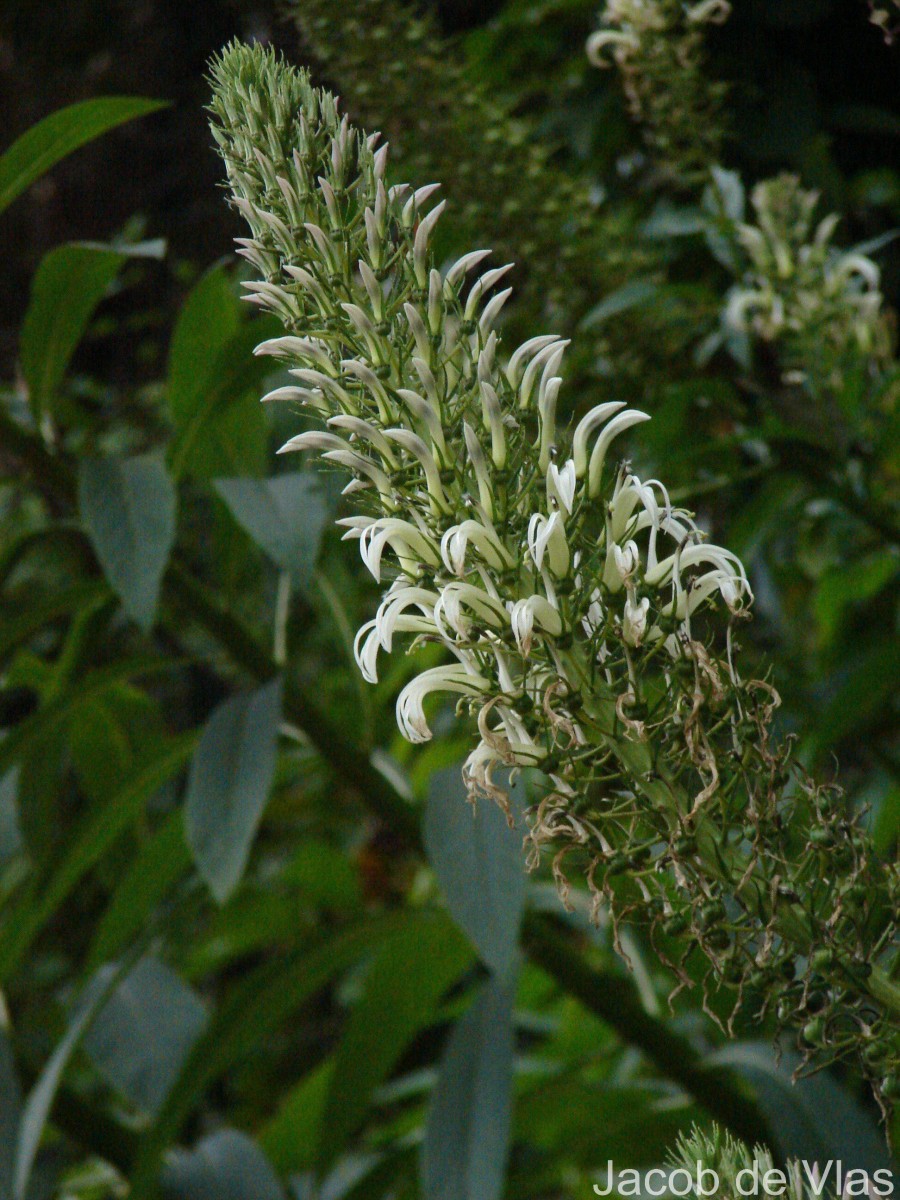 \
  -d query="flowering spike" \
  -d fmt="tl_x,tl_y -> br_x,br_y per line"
209,41 -> 900,1104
